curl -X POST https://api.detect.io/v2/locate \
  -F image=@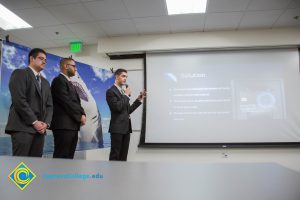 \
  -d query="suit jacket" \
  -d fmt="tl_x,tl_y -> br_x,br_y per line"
5,67 -> 53,134
51,74 -> 85,131
106,85 -> 142,134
